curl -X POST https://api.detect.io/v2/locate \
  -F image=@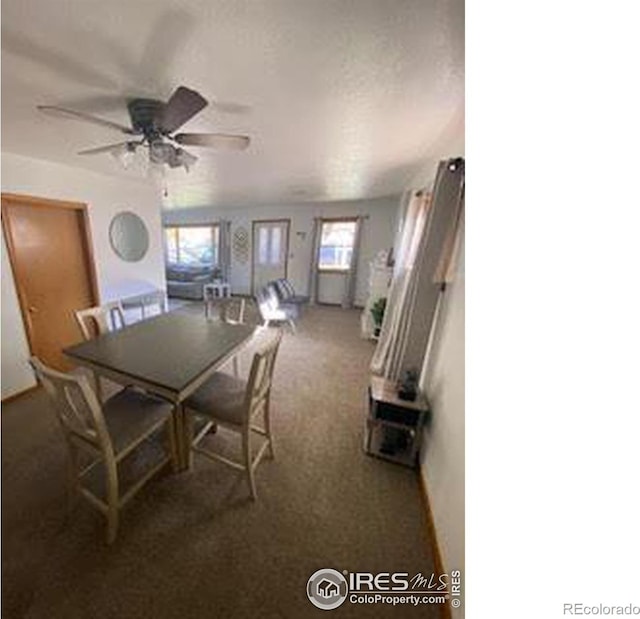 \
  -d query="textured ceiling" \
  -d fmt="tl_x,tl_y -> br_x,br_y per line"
1,0 -> 464,208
